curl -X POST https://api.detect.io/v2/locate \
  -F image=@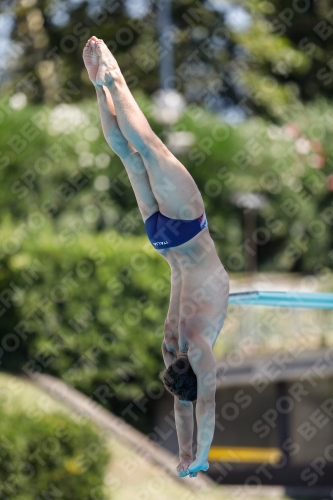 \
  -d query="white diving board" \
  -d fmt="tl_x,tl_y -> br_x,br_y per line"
228,291 -> 333,309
